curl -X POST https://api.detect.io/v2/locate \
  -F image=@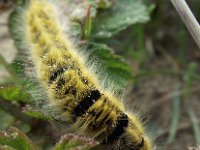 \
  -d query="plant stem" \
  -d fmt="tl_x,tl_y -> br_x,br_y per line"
170,0 -> 200,49
186,106 -> 200,145
182,63 -> 200,145
166,85 -> 180,144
